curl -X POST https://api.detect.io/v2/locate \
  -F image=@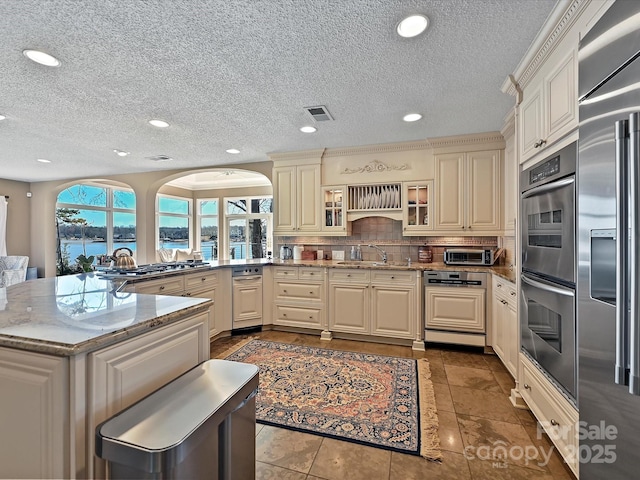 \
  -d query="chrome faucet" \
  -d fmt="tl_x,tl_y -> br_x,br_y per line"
368,244 -> 388,264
